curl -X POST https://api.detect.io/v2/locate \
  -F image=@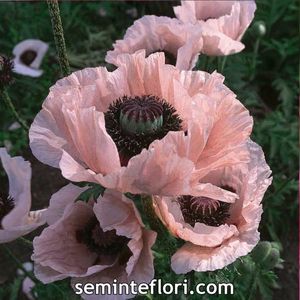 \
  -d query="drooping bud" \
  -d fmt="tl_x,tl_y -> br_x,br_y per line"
261,248 -> 281,269
251,241 -> 272,263
236,257 -> 255,274
251,241 -> 282,269
253,21 -> 266,37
